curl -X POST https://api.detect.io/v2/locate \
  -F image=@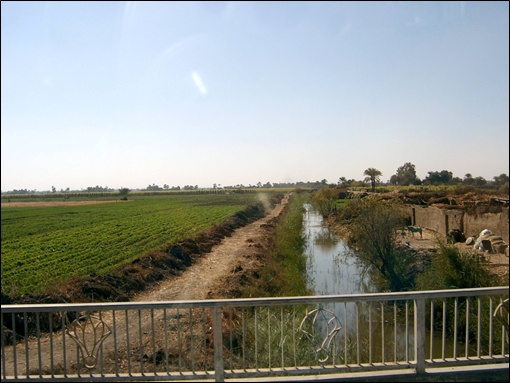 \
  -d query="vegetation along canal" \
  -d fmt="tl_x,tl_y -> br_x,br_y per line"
301,203 -> 462,359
